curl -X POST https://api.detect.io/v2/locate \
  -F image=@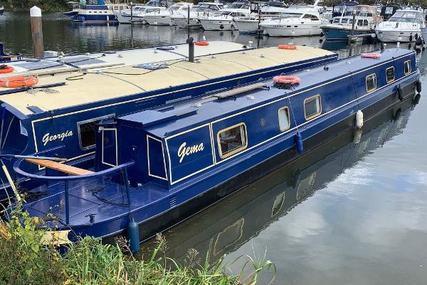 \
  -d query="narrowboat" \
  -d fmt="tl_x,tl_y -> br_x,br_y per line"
10,48 -> 421,242
0,43 -> 337,201
156,103 -> 414,263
